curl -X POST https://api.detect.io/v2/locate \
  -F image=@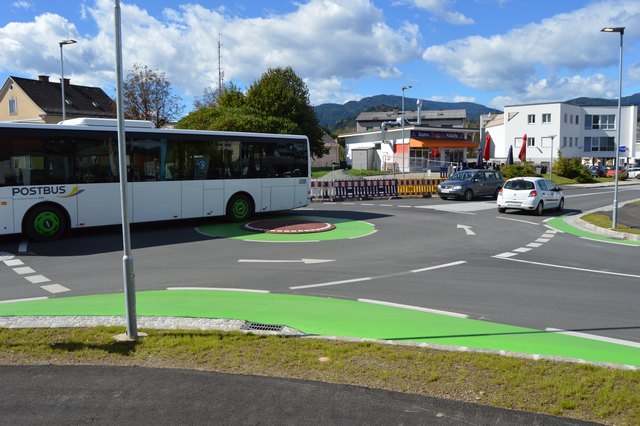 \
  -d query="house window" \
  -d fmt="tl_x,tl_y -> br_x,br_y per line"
527,137 -> 535,147
542,113 -> 551,123
569,137 -> 573,147
570,115 -> 573,124
8,98 -> 17,115
564,114 -> 567,123
586,114 -> 615,130
562,137 -> 567,147
575,115 -> 579,125
528,114 -> 535,124
584,136 -> 615,152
